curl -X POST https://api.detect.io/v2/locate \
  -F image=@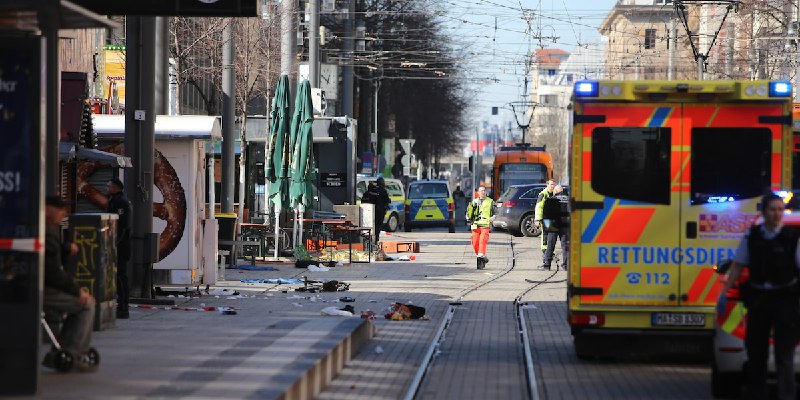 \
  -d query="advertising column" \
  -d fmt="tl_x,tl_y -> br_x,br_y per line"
0,37 -> 44,395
